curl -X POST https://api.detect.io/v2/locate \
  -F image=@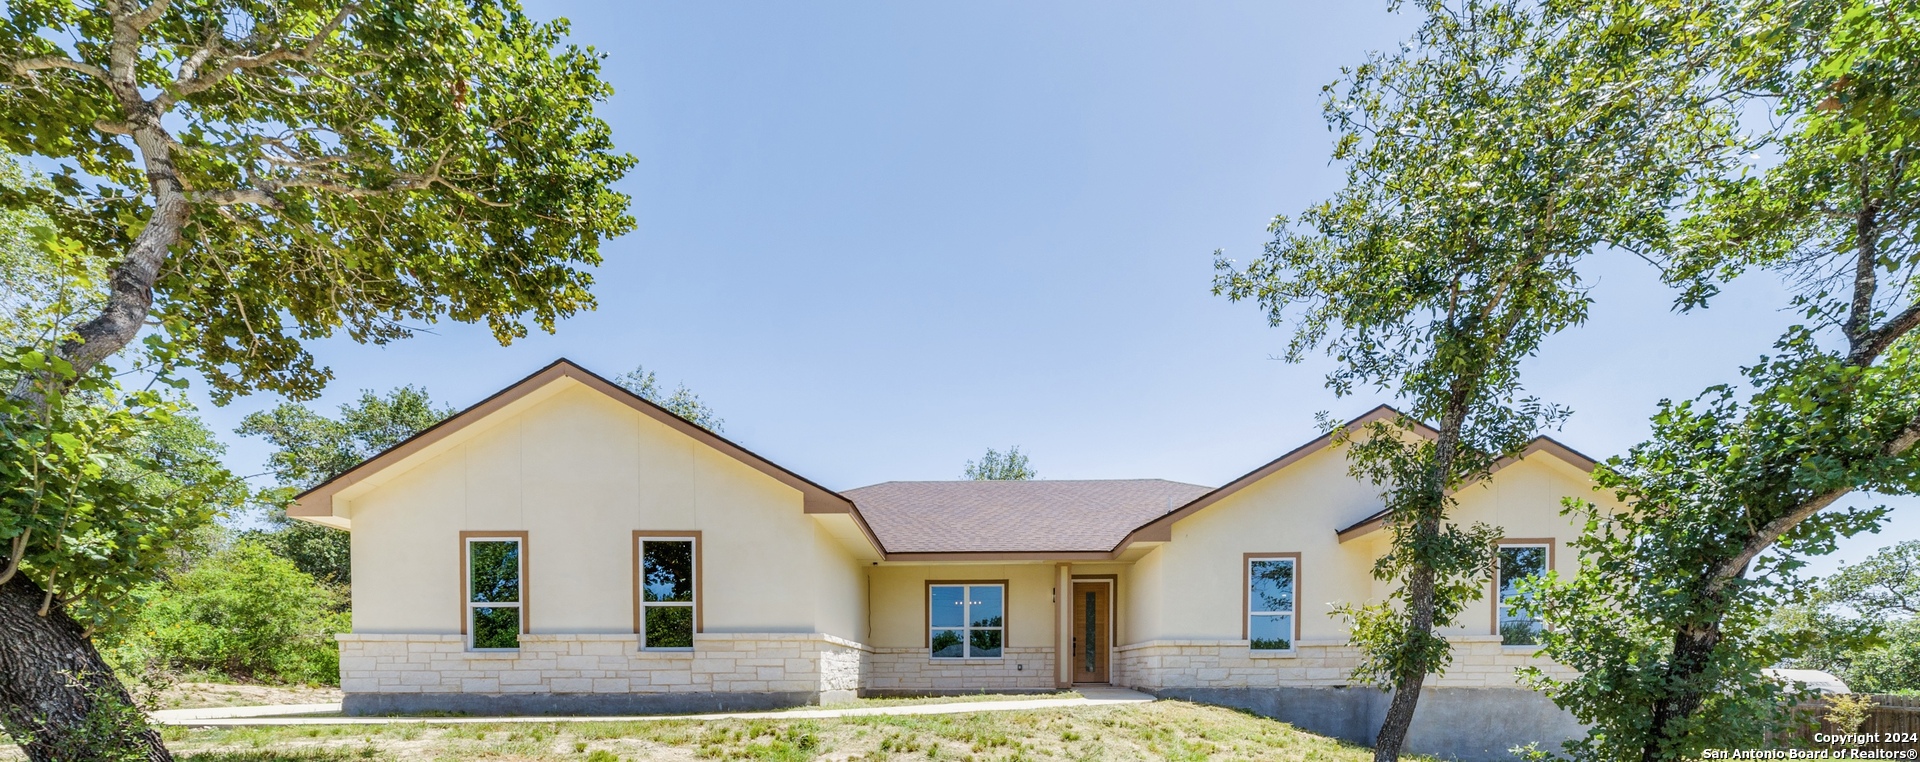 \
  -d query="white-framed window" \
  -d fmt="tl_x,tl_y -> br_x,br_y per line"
1497,543 -> 1550,645
638,535 -> 697,650
1247,555 -> 1297,652
929,583 -> 1004,659
466,536 -> 524,651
